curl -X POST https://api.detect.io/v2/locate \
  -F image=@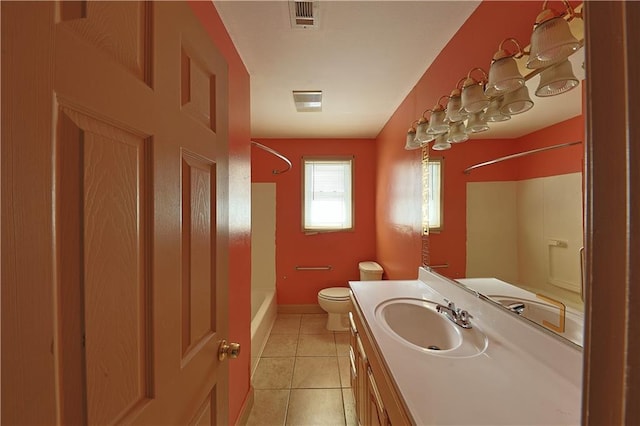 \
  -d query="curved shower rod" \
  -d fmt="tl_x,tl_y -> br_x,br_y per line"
463,141 -> 582,174
251,141 -> 292,175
